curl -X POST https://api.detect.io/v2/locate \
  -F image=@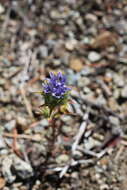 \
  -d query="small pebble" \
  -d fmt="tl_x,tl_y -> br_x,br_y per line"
70,58 -> 84,71
4,120 -> 16,131
56,154 -> 69,164
0,4 -> 5,14
2,156 -> 16,183
62,125 -> 72,135
78,77 -> 90,87
65,39 -> 77,51
100,184 -> 109,190
121,86 -> 127,98
88,51 -> 101,62
113,74 -> 124,87
38,45 -> 48,58
13,155 -> 33,179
